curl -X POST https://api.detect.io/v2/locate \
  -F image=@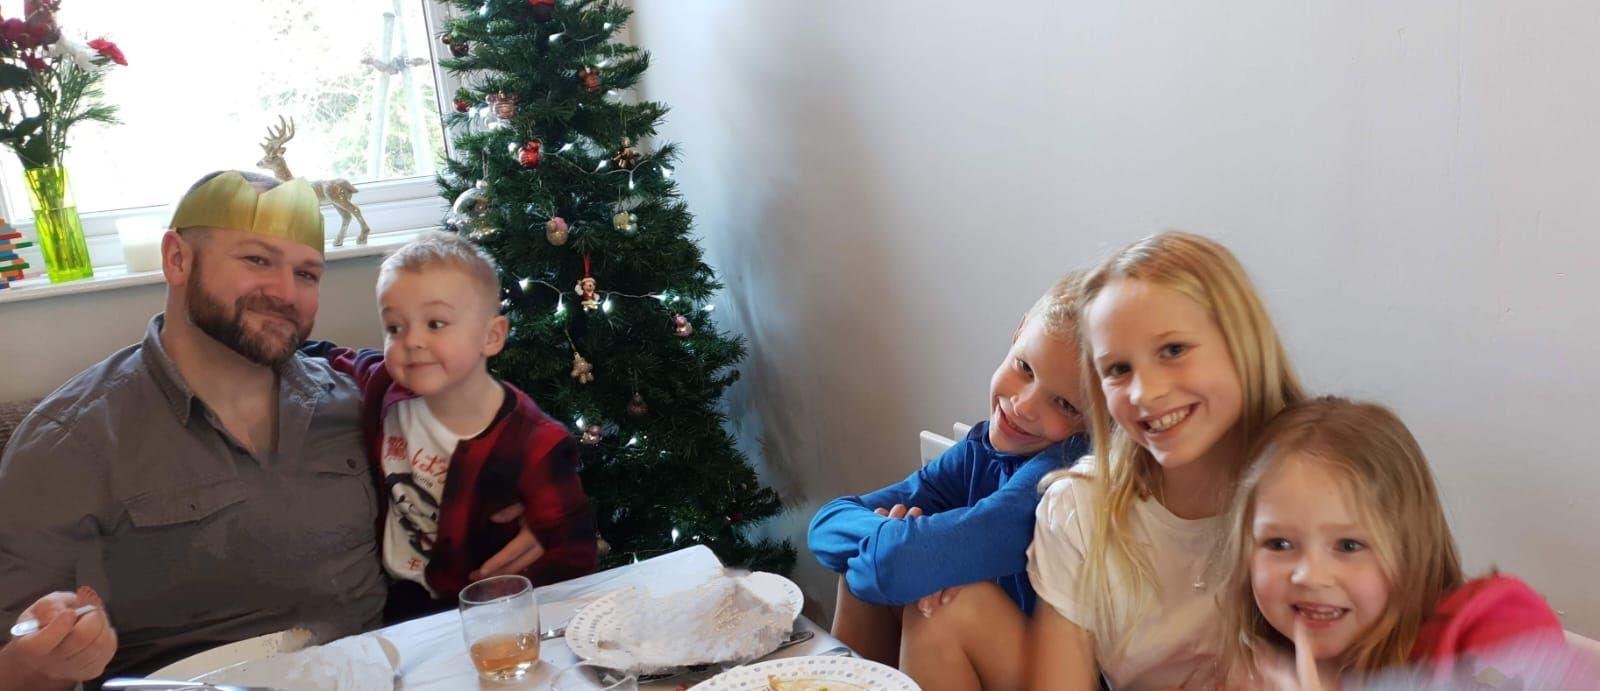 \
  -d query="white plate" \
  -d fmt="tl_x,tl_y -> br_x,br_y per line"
148,629 -> 310,681
190,636 -> 399,691
690,655 -> 918,690
565,571 -> 803,663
